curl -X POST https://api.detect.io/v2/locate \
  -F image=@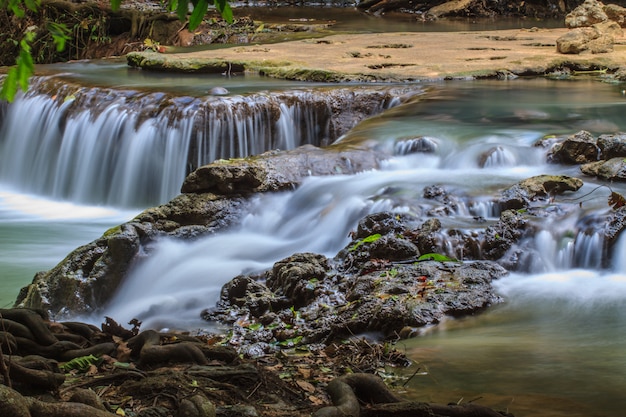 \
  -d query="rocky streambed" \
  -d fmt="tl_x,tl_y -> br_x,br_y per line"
5,125 -> 626,416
